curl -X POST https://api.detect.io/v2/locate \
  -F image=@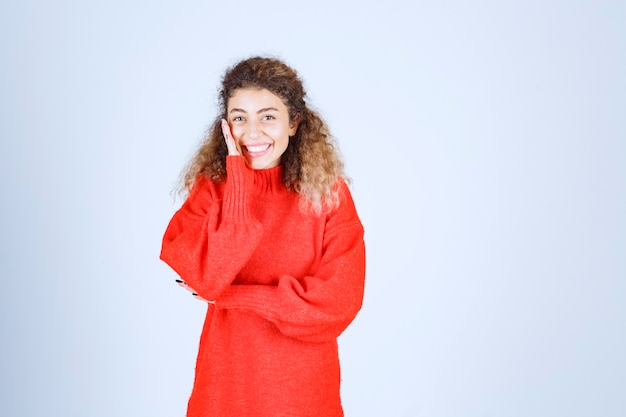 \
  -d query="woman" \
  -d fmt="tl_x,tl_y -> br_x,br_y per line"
160,56 -> 366,417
